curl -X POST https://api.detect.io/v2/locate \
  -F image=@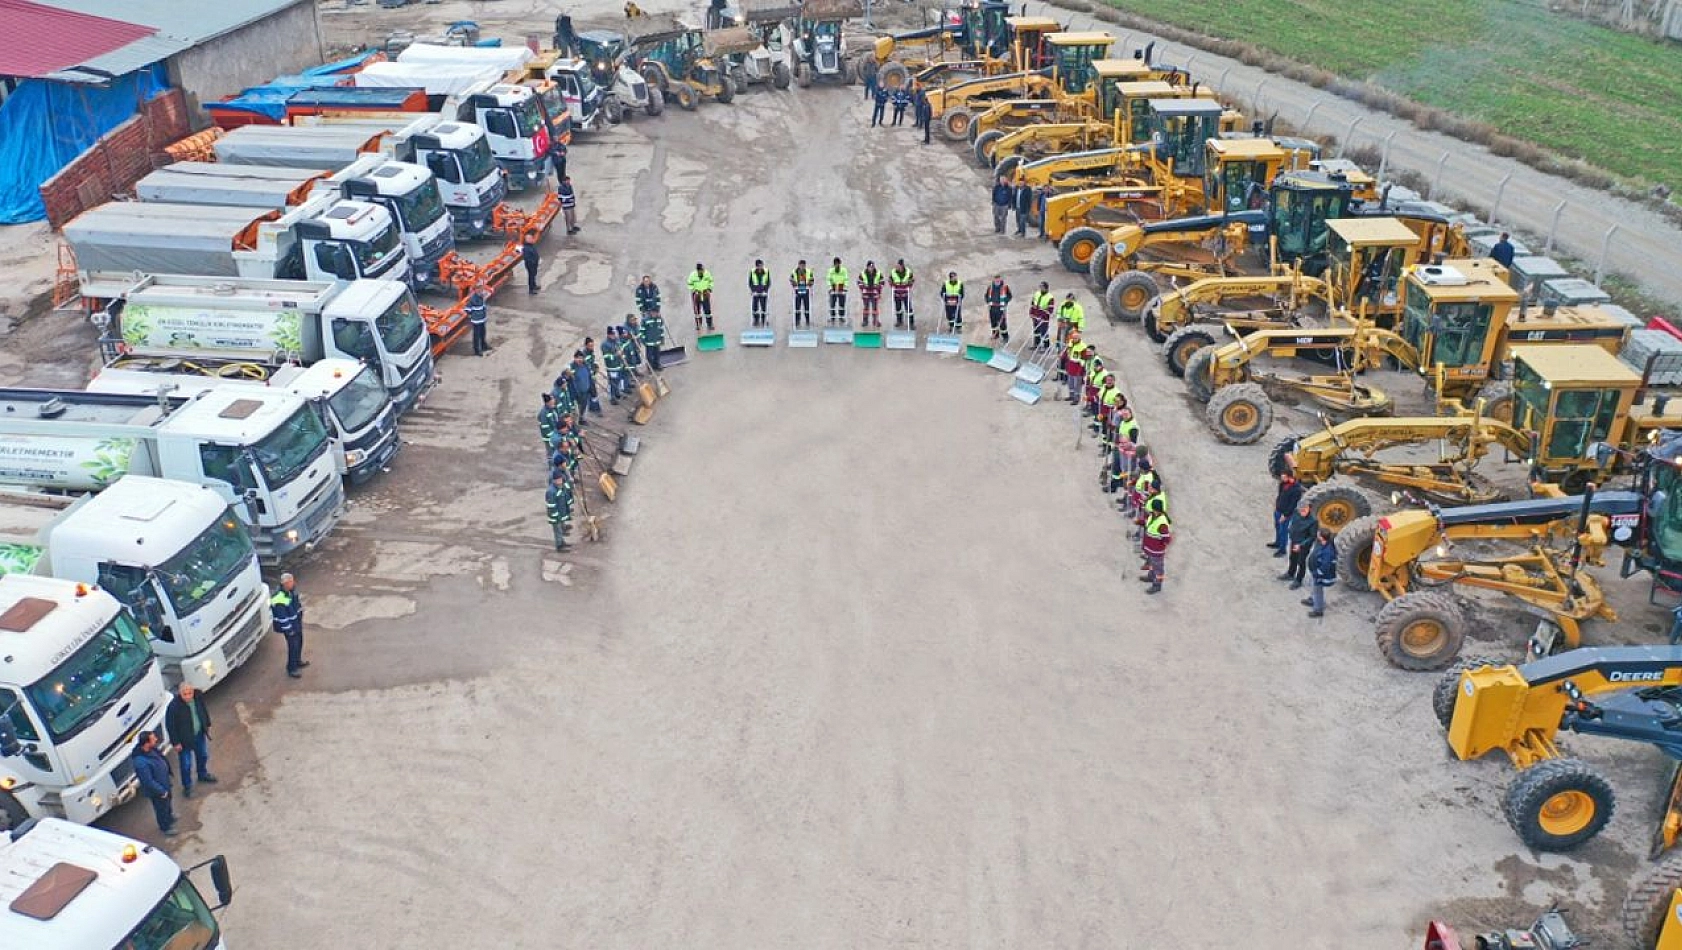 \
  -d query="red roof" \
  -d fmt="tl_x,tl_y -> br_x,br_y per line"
0,0 -> 156,79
